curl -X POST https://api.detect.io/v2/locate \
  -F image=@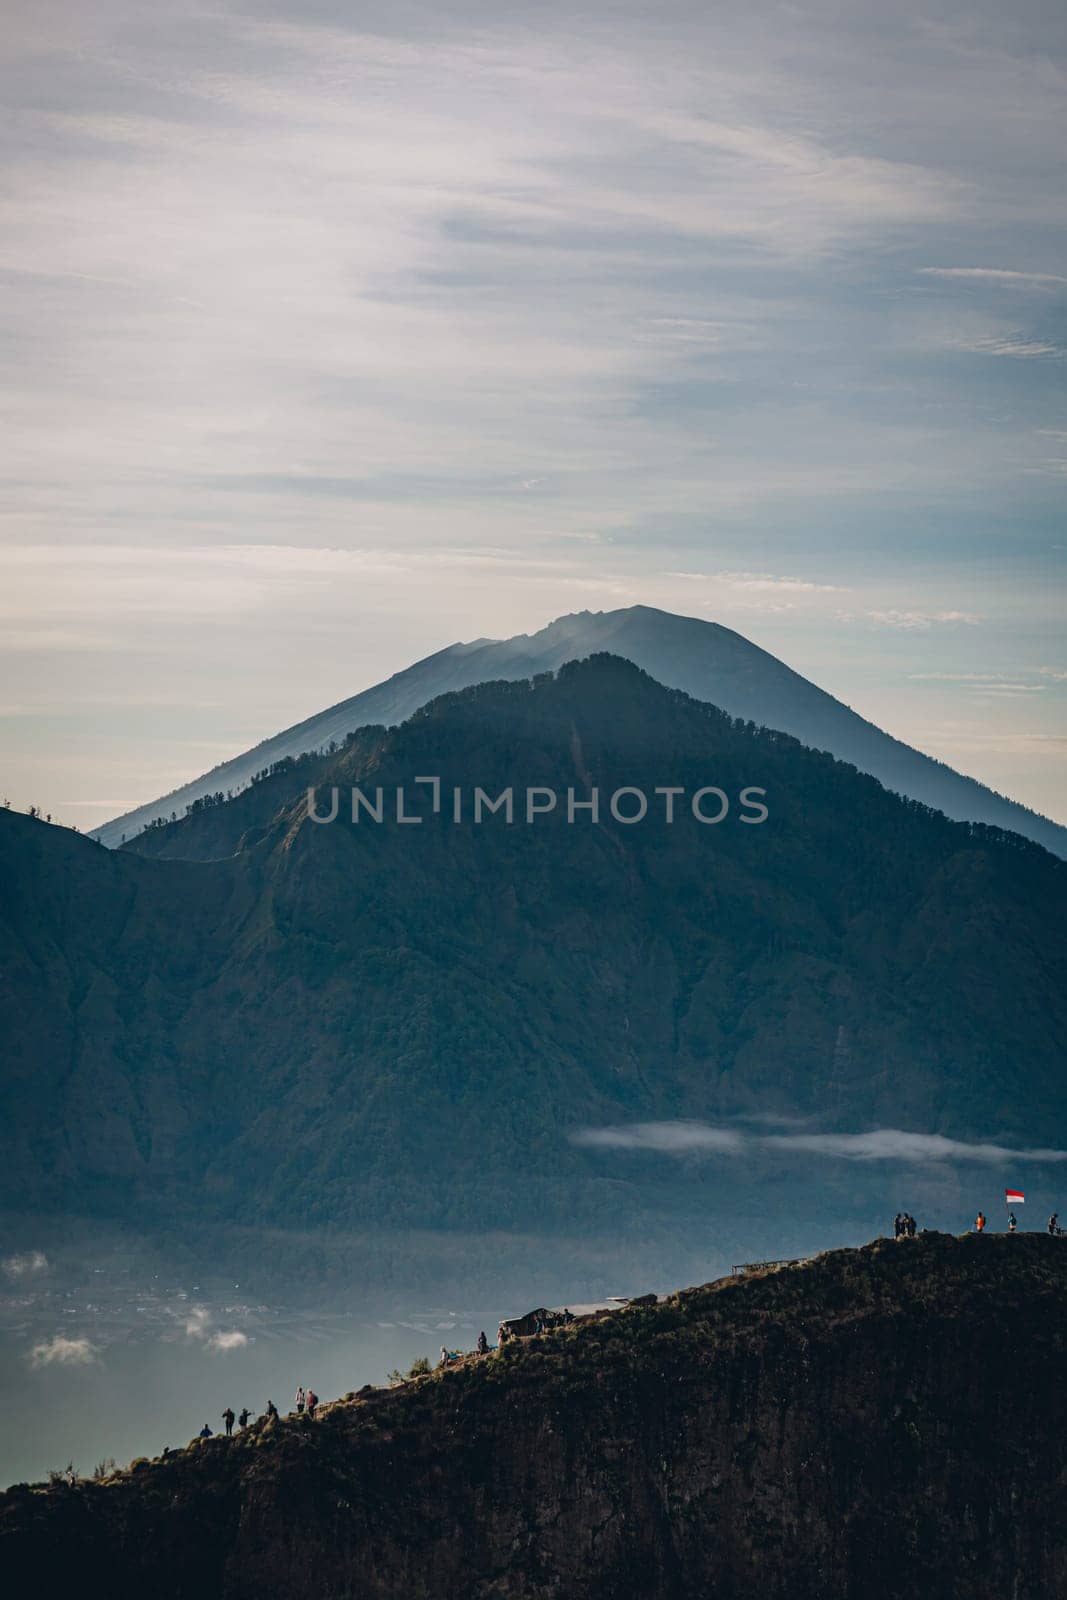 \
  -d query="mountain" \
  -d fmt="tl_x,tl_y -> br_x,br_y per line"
91,606 -> 1067,857
4,656 -> 1066,1261
5,1234 -> 1067,1599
